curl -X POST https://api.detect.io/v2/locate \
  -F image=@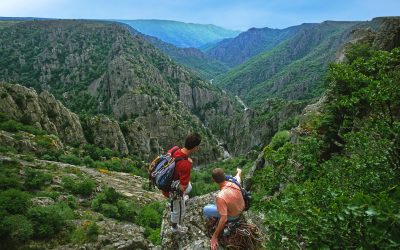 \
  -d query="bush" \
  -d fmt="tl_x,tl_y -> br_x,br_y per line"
83,156 -> 95,168
24,168 -> 52,190
27,202 -> 74,238
62,176 -> 96,197
1,214 -> 33,242
41,154 -> 57,161
70,221 -> 99,244
100,204 -> 120,219
137,205 -> 162,229
0,119 -> 44,135
269,130 -> 290,150
91,187 -> 141,221
0,168 -> 21,190
0,189 -> 30,214
116,200 -> 138,221
146,227 -> 161,245
137,202 -> 164,245
86,222 -> 99,241
59,154 -> 82,165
